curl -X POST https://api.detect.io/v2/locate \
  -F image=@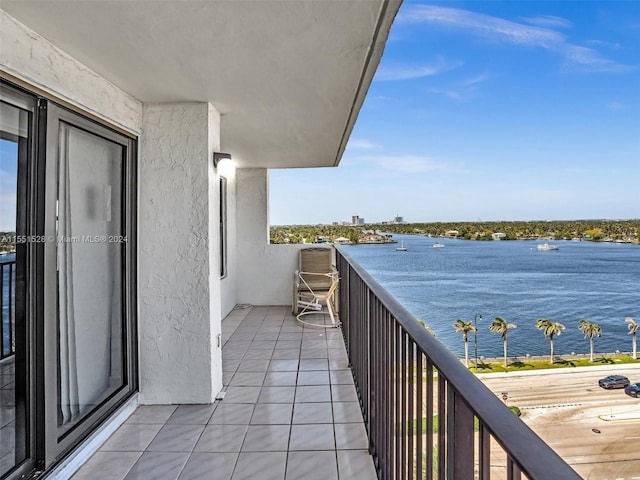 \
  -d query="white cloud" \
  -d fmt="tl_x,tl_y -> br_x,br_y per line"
350,155 -> 457,175
561,45 -> 635,73
586,39 -> 621,50
426,72 -> 490,101
605,101 -> 630,111
459,72 -> 490,87
425,88 -> 465,101
375,58 -> 462,81
399,5 -> 633,74
399,5 -> 564,48
521,15 -> 572,30
347,139 -> 381,150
